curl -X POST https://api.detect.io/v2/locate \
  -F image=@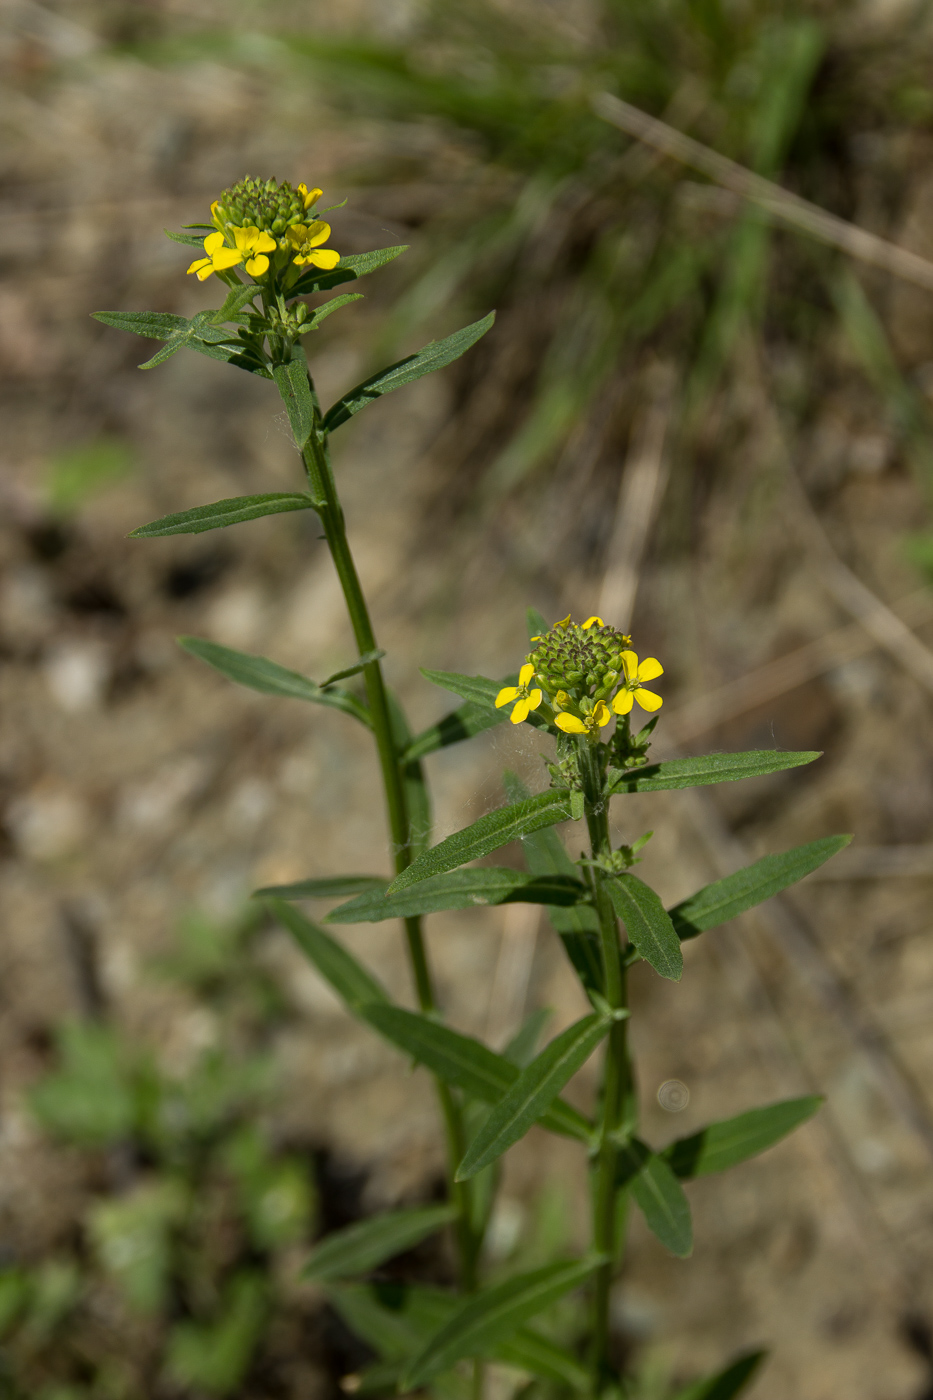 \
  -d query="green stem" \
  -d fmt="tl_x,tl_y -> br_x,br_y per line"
579,740 -> 630,1397
300,416 -> 478,1289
